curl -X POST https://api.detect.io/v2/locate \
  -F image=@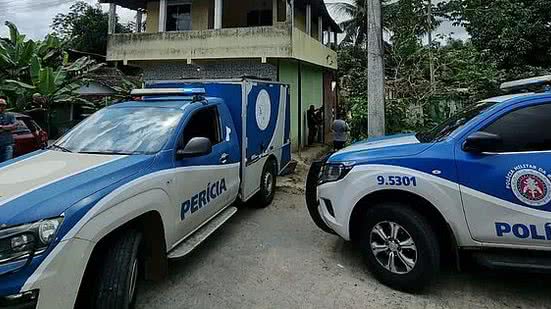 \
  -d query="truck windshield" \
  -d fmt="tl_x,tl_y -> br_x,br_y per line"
416,101 -> 497,143
54,107 -> 183,155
